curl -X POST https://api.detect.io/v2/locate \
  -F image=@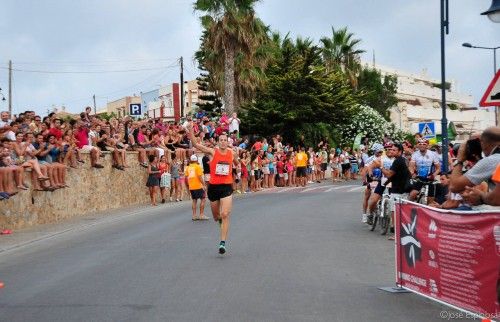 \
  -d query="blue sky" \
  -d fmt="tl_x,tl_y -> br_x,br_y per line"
0,0 -> 498,116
